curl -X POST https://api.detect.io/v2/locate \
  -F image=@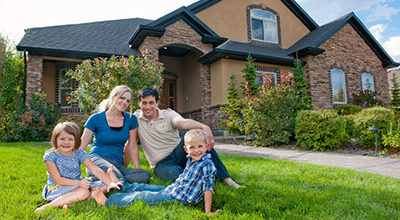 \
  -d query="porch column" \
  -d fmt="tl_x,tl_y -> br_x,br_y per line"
26,55 -> 43,104
200,64 -> 212,127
